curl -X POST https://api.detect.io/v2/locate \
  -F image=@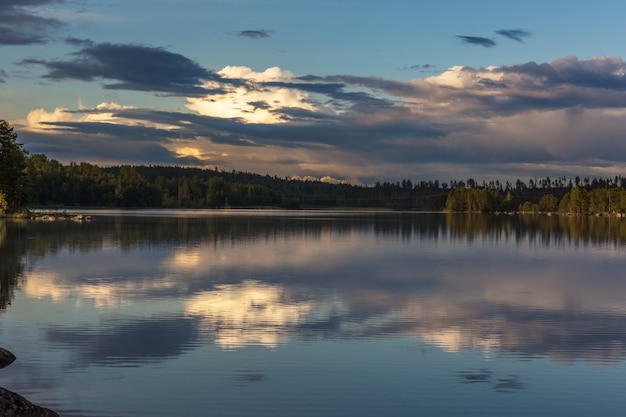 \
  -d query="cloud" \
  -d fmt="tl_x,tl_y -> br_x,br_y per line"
0,0 -> 64,45
407,64 -> 437,73
20,103 -> 184,165
19,42 -> 226,96
496,28 -> 531,43
500,56 -> 626,90
0,0 -> 65,45
186,66 -> 321,123
25,102 -> 177,132
237,29 -> 274,39
456,30 -> 531,48
0,69 -> 7,83
290,175 -> 348,184
64,37 -> 94,47
18,56 -> 626,183
456,35 -> 496,48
